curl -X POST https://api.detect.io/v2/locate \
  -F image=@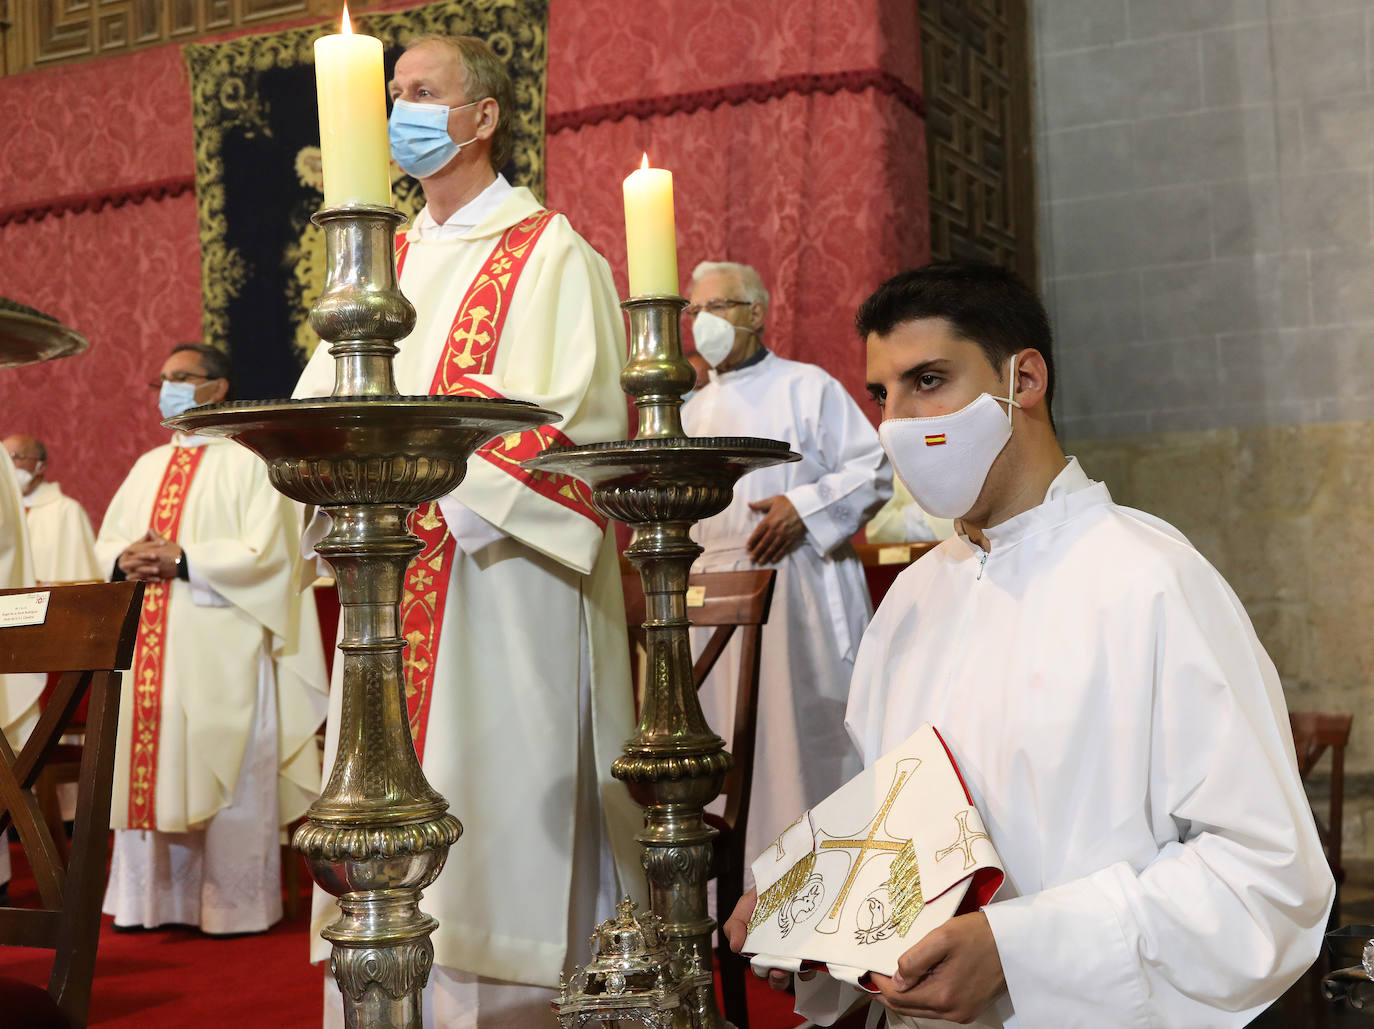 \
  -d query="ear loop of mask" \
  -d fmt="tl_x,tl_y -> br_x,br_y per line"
1002,354 -> 1023,423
